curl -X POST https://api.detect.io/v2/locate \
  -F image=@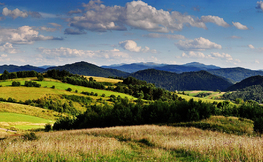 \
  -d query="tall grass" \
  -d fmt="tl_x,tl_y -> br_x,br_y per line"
1,125 -> 263,161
